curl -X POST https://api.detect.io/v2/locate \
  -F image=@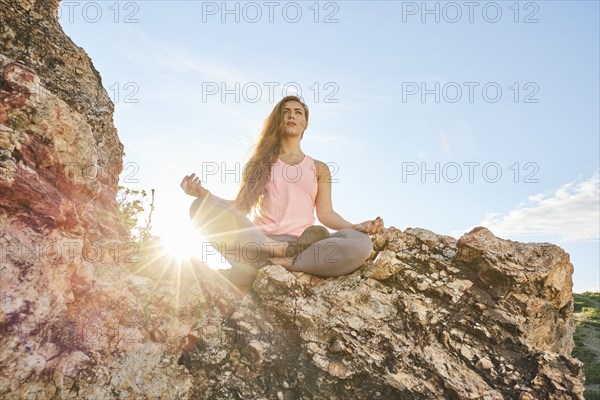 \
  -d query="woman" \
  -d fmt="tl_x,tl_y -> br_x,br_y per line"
180,95 -> 384,289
